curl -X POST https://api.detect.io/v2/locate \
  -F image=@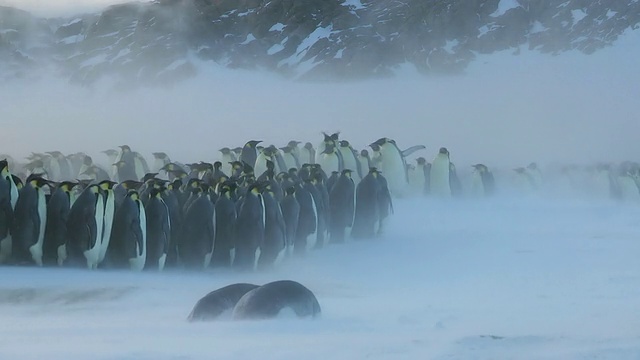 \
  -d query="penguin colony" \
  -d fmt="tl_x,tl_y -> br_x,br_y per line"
1,134 -> 637,270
